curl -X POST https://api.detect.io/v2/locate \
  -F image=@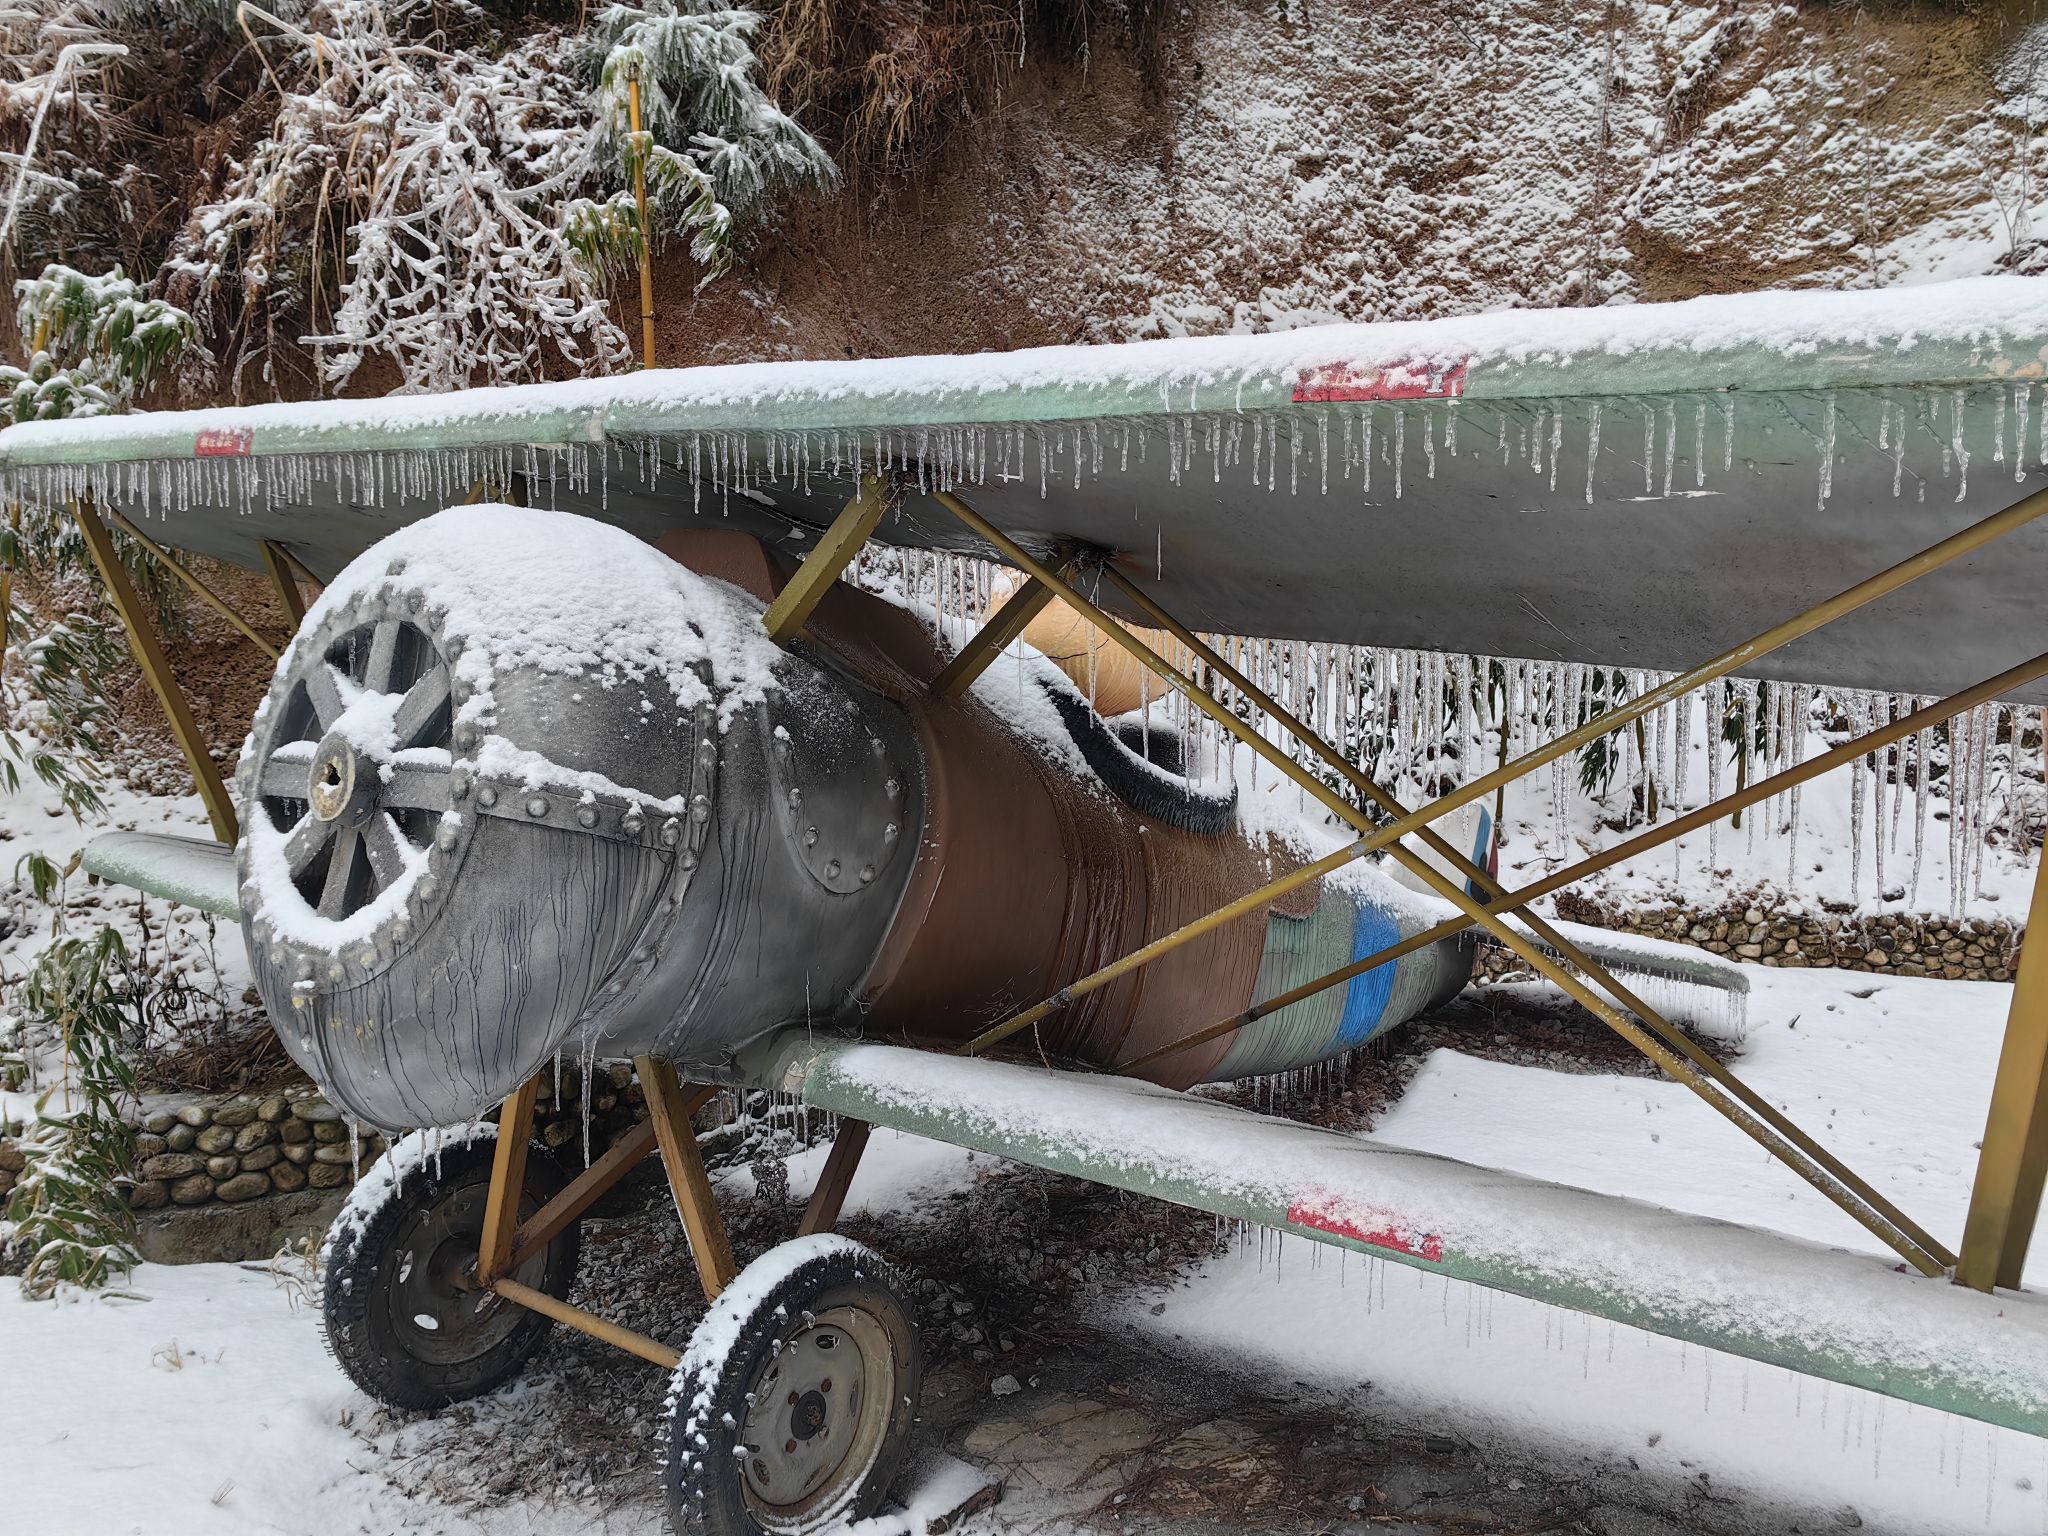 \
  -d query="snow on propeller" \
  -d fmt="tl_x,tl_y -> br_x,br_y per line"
7,274 -> 2048,1535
